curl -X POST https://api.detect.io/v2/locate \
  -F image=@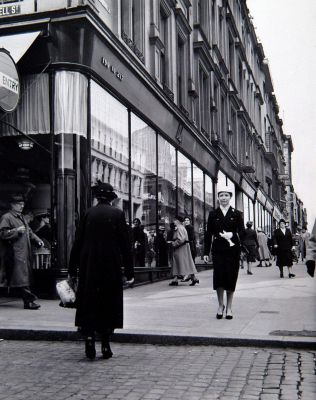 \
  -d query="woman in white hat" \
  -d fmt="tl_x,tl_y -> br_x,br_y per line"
203,187 -> 245,319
